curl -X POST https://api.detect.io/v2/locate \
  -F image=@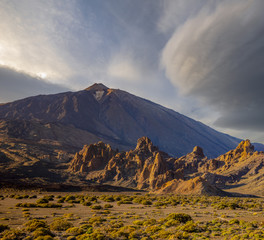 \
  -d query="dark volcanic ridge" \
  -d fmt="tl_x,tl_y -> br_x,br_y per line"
0,83 -> 248,158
